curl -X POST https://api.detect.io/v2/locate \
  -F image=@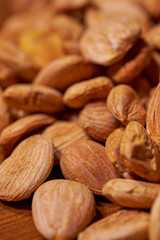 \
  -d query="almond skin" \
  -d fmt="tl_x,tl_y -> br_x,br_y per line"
60,140 -> 119,195
78,210 -> 149,240
0,114 -> 55,160
42,121 -> 90,165
32,180 -> 95,240
0,135 -> 54,201
149,194 -> 160,240
107,84 -> 146,126
120,121 -> 160,182
3,84 -> 65,114
34,55 -> 98,91
63,77 -> 113,109
103,179 -> 160,209
79,101 -> 120,142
